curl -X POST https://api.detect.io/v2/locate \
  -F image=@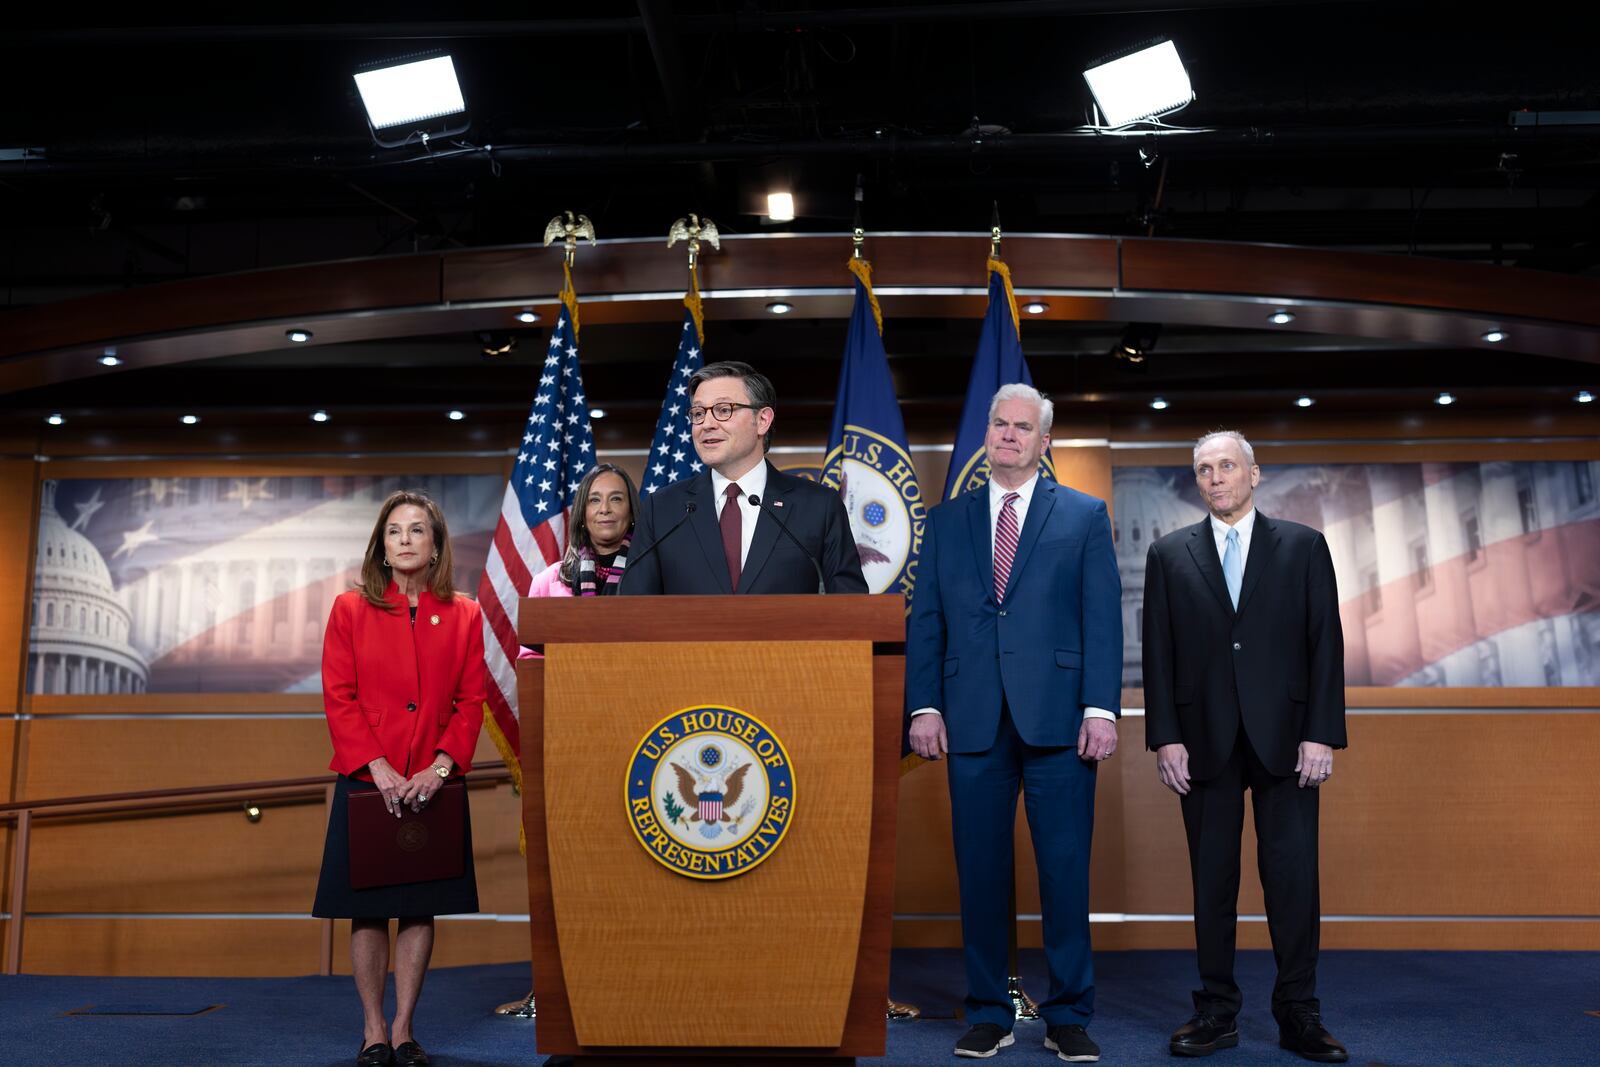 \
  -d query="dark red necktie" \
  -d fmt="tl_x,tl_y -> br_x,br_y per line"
721,482 -> 744,591
994,491 -> 1020,601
